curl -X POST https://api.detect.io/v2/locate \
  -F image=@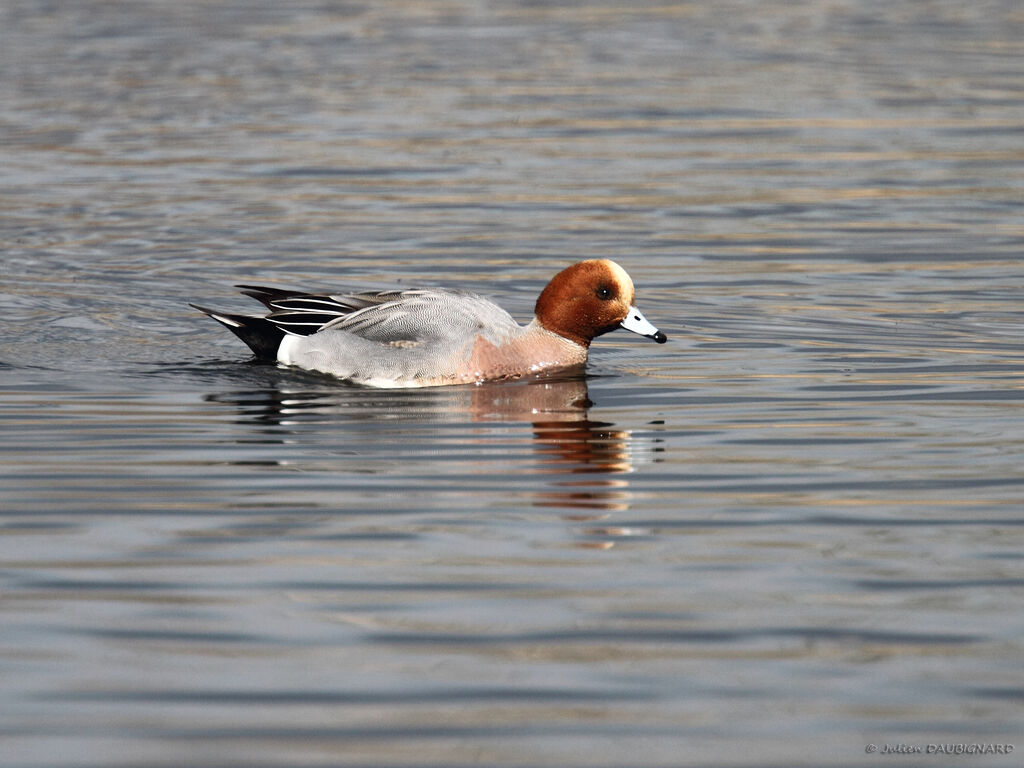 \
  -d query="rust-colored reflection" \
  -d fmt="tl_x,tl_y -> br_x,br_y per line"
530,418 -> 634,512
452,375 -> 640,513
